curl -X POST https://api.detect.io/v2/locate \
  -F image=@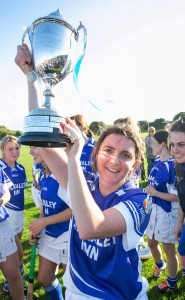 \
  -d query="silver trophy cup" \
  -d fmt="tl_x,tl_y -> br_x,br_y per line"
18,9 -> 87,147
